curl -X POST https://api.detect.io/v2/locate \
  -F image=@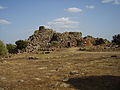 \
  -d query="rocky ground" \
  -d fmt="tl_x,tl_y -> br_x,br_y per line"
0,48 -> 120,90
